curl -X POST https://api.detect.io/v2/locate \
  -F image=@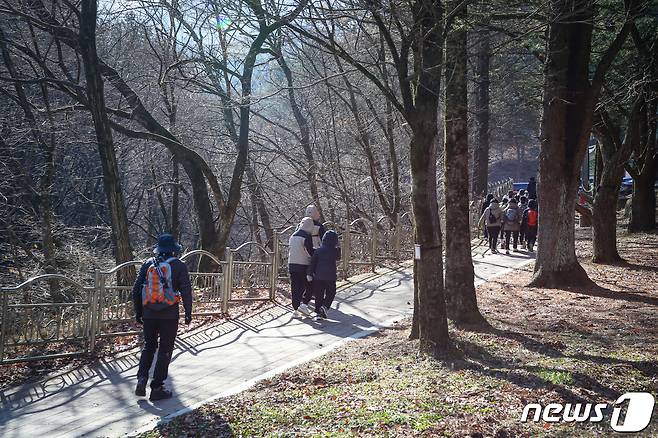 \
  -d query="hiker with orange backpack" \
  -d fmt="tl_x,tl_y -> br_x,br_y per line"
522,199 -> 539,252
132,234 -> 192,401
